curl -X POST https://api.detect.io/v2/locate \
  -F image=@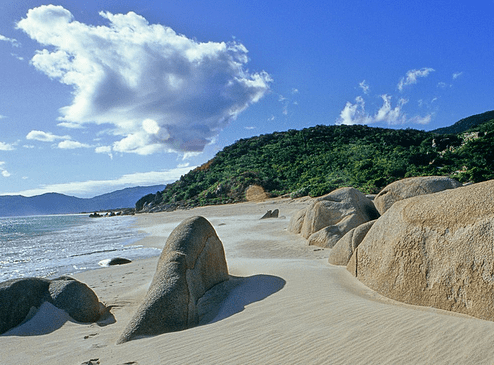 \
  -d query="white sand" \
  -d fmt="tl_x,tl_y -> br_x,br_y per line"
3,197 -> 494,364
